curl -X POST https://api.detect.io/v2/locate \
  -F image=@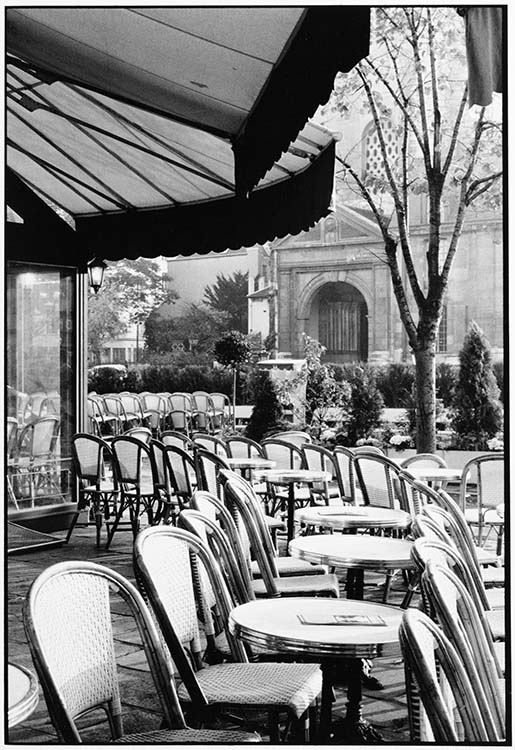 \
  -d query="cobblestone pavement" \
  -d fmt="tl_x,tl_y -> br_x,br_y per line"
9,513 -> 499,745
